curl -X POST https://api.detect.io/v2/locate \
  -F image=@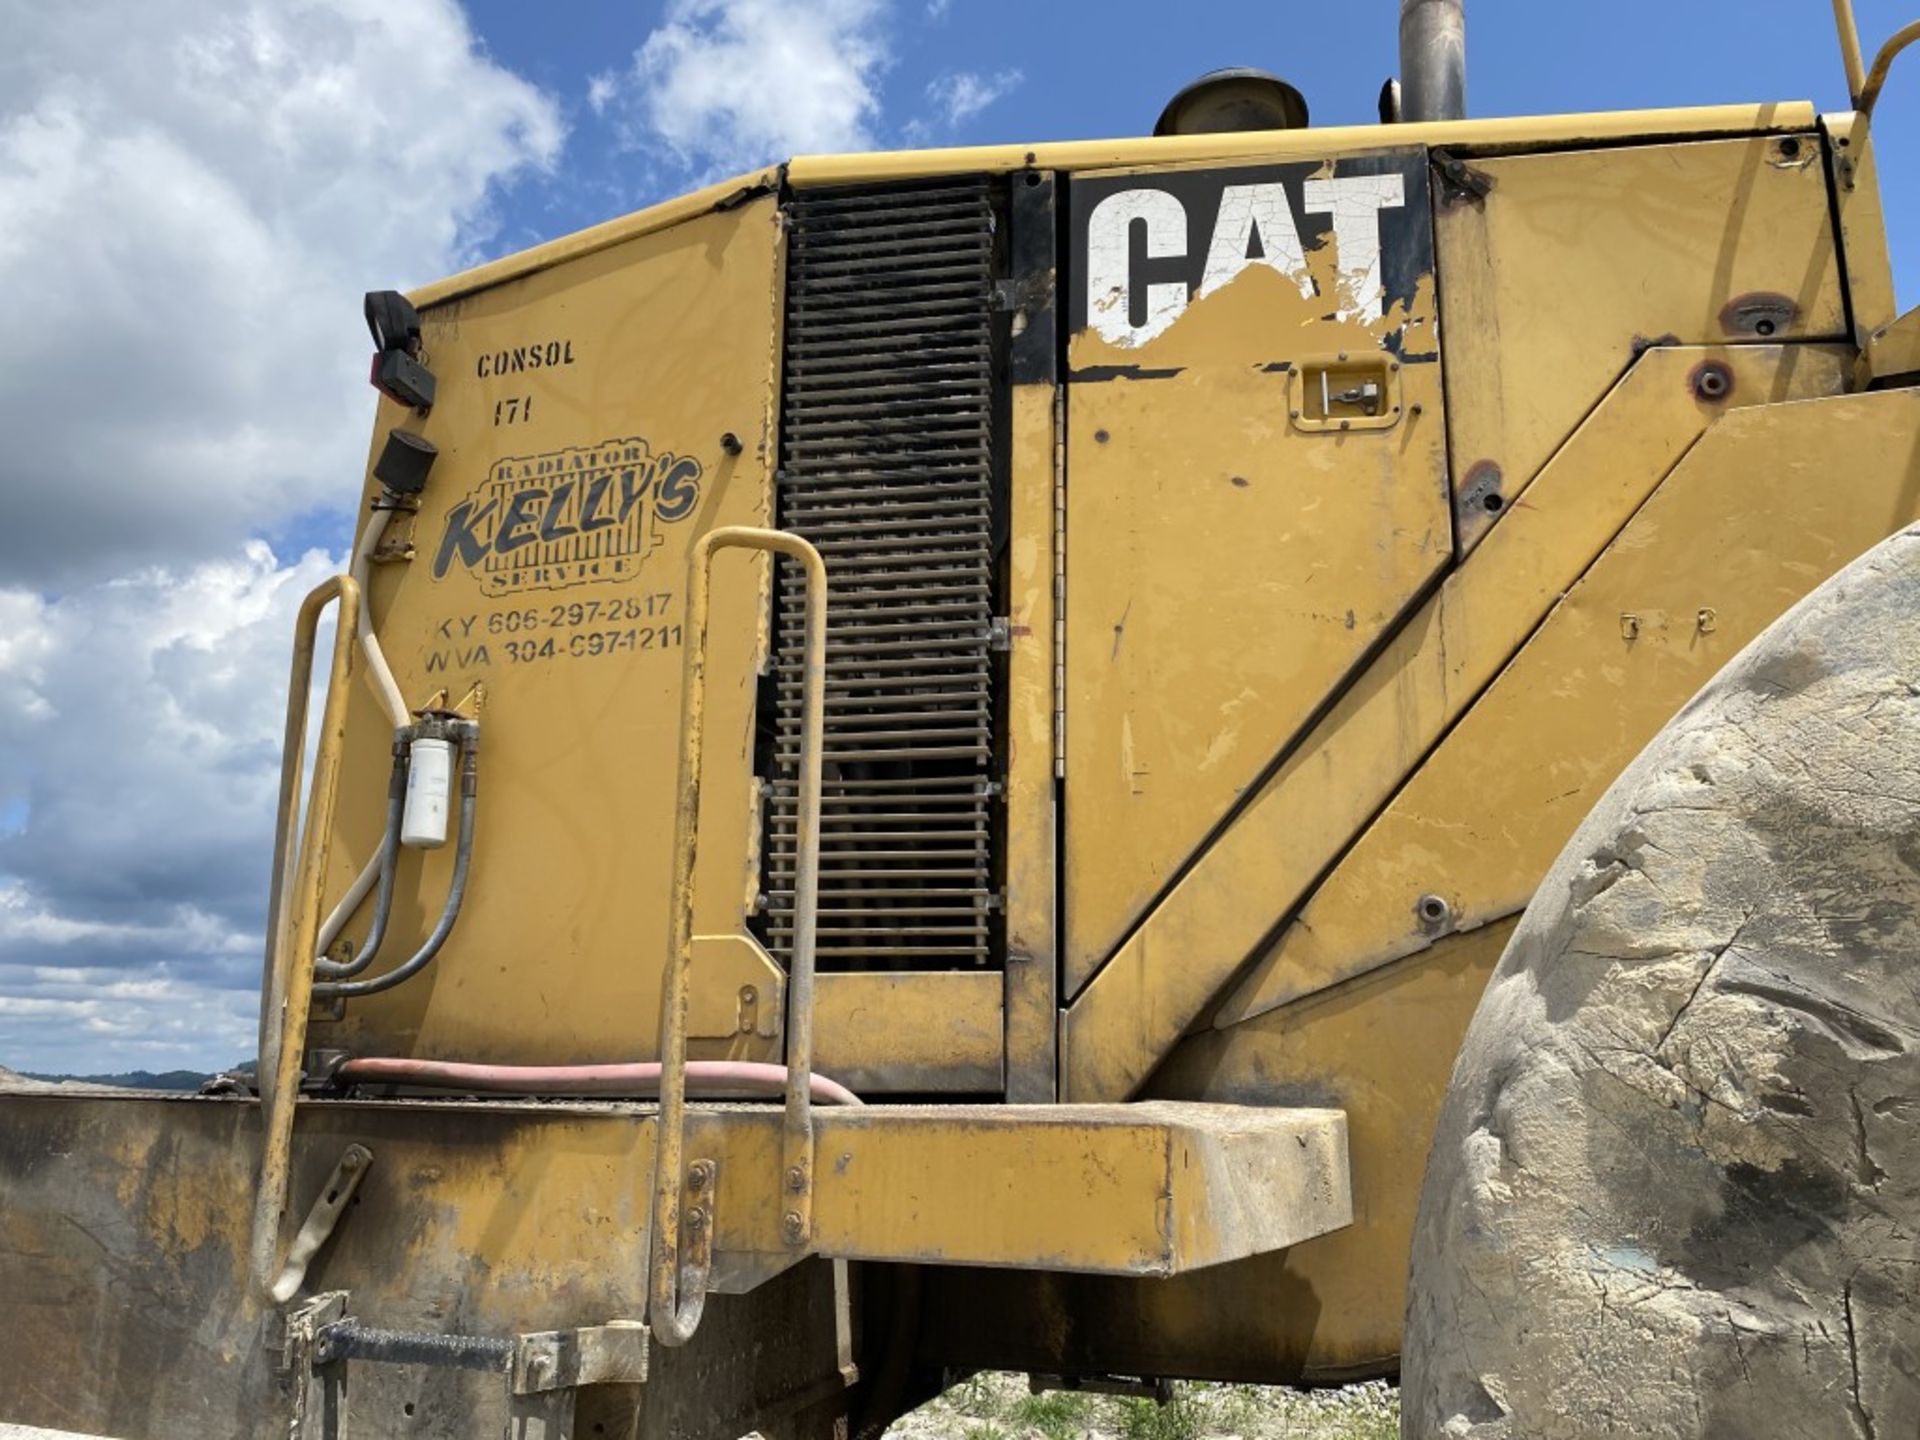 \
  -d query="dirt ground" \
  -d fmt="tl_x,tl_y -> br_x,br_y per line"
885,1372 -> 1398,1440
